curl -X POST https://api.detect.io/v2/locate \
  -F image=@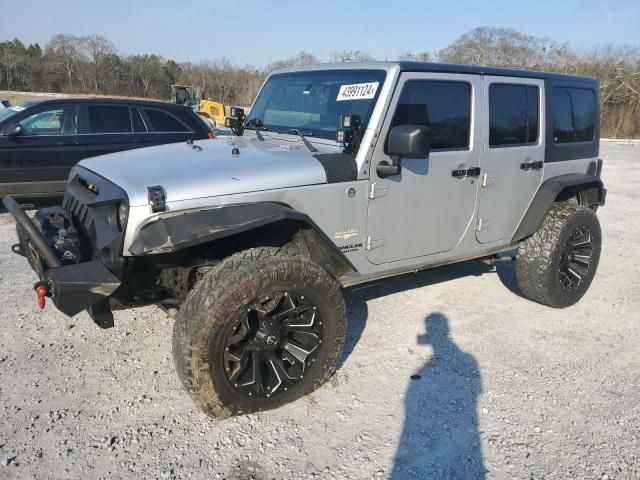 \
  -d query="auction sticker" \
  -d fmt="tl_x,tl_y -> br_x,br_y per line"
336,82 -> 379,101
